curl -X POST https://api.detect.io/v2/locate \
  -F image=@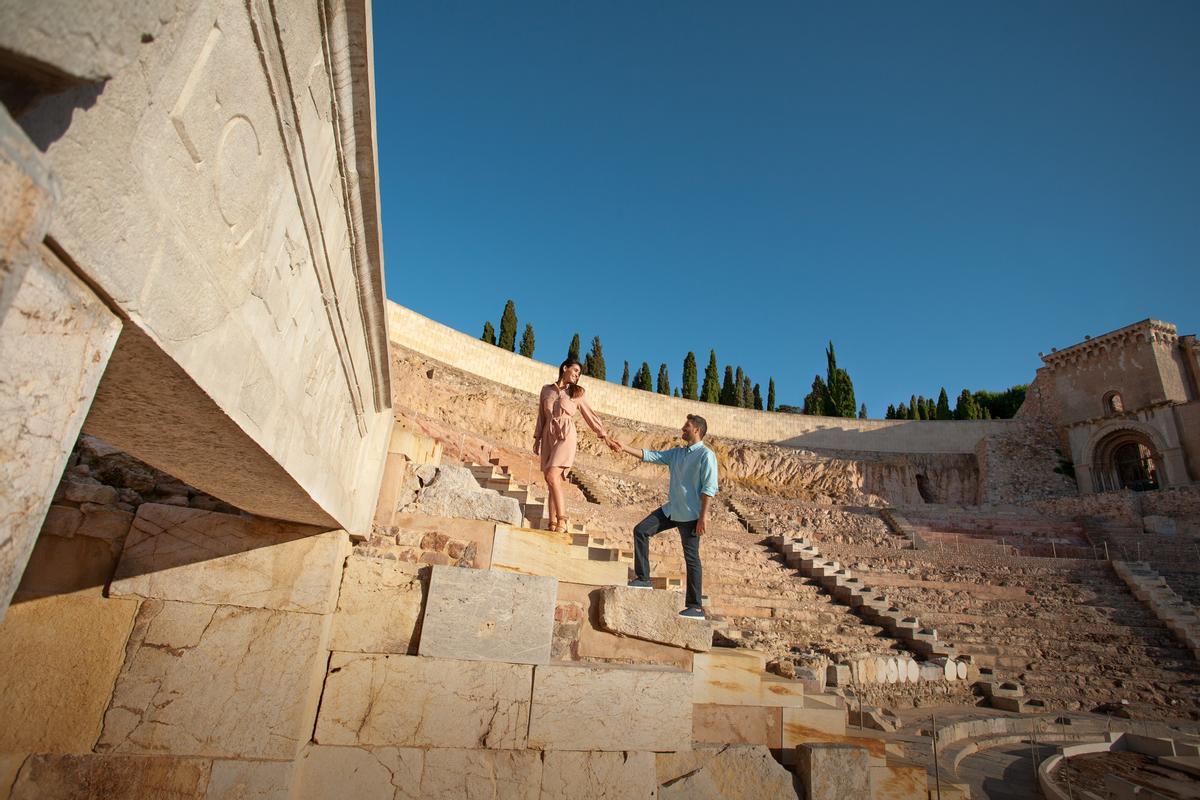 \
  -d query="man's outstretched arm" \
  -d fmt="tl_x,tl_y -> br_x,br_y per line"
608,439 -> 645,460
